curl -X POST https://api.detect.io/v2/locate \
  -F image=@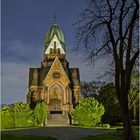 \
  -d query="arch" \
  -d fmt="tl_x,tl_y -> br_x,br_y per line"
49,82 -> 64,101
48,82 -> 65,112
